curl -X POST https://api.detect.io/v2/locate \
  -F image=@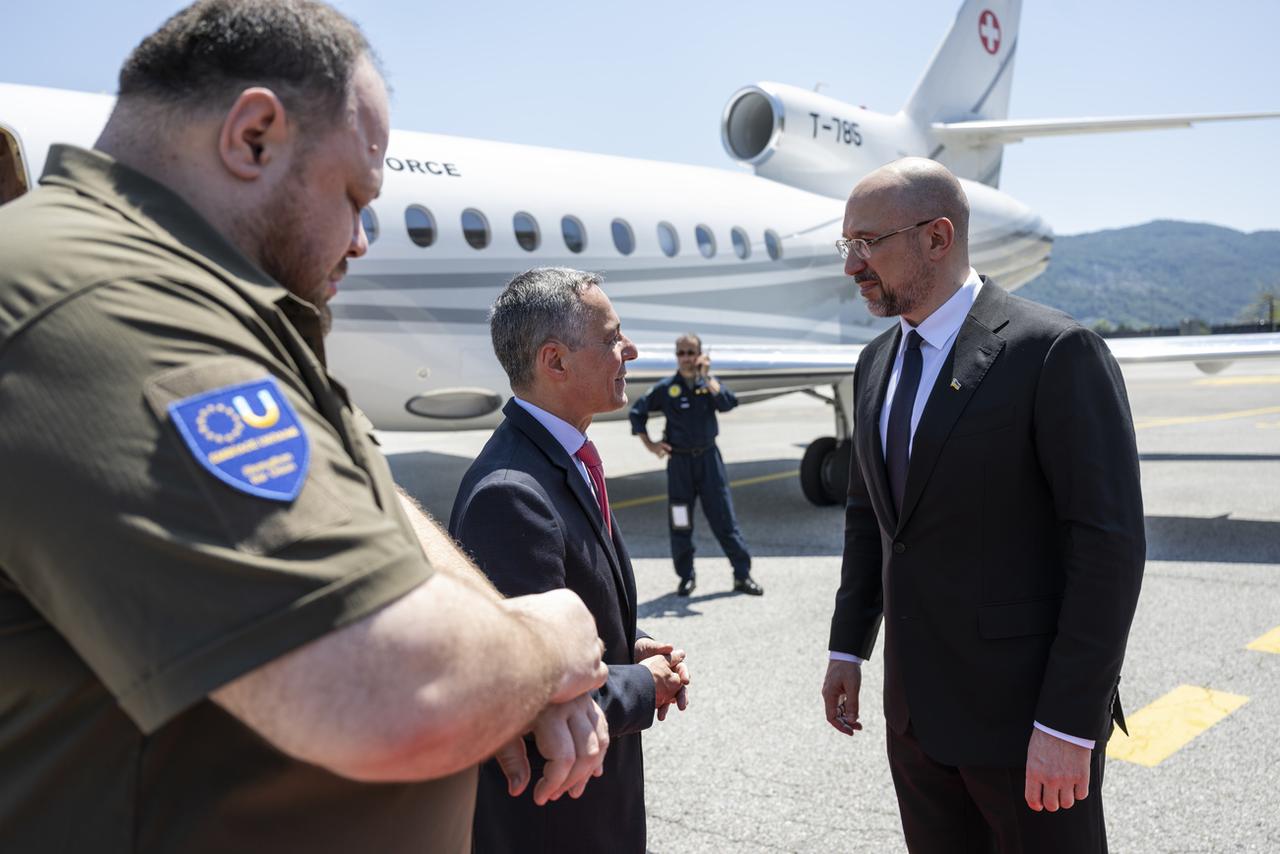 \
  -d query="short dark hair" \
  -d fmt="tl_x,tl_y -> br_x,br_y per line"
490,268 -> 602,392
117,0 -> 376,130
